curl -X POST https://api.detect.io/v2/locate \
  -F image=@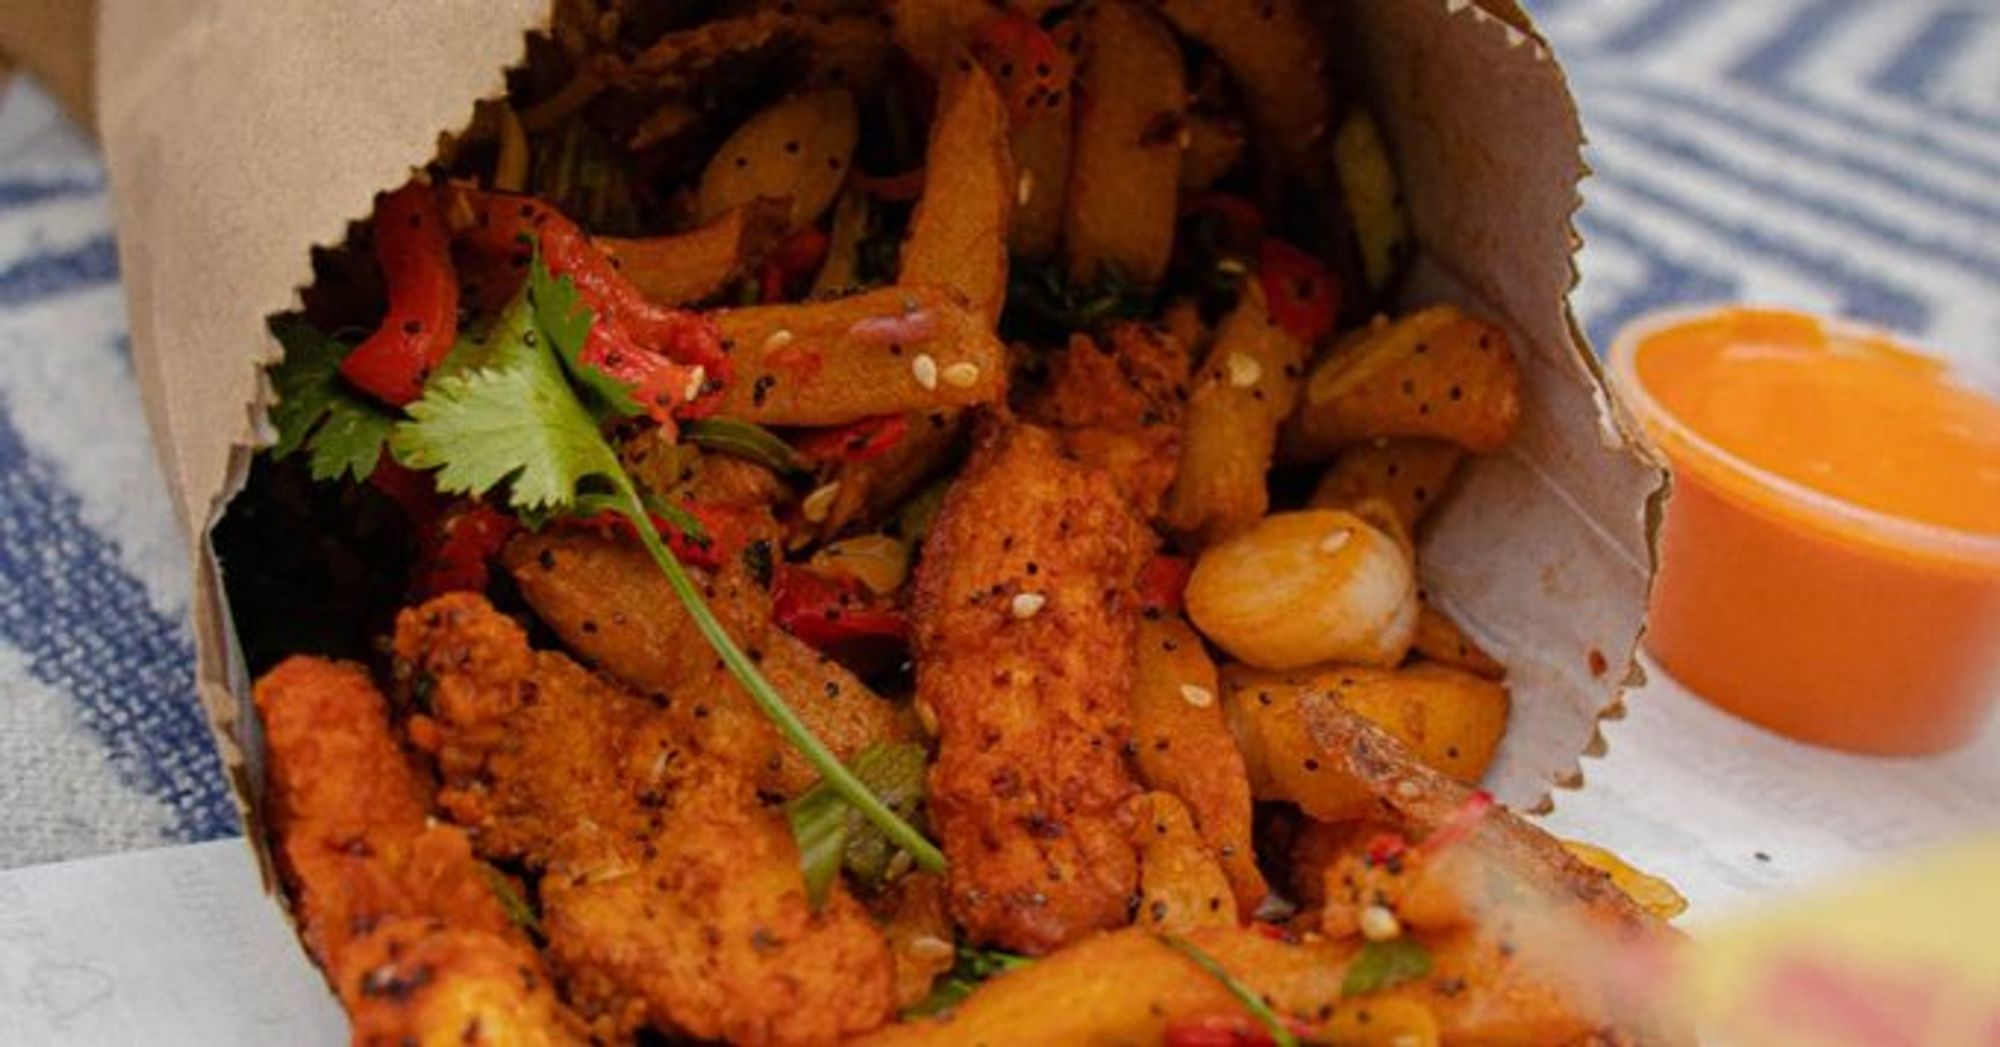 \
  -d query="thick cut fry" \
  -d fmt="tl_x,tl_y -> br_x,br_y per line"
713,286 -> 1008,426
1333,108 -> 1412,296
1307,437 -> 1466,535
504,530 -> 909,797
901,59 -> 1012,319
596,201 -> 786,307
1132,791 -> 1237,934
1187,510 -> 1418,671
1155,0 -> 1331,171
1410,602 -> 1507,680
396,594 -> 897,1044
1065,1 -> 1185,286
912,423 -> 1149,953
1222,662 -> 1509,819
1020,322 -> 1189,519
253,658 -> 578,1044
696,89 -> 859,229
1129,614 -> 1266,914
1164,283 -> 1310,545
985,15 -> 1079,258
886,0 -> 998,70
858,927 -> 1358,1045
1289,306 -> 1523,456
